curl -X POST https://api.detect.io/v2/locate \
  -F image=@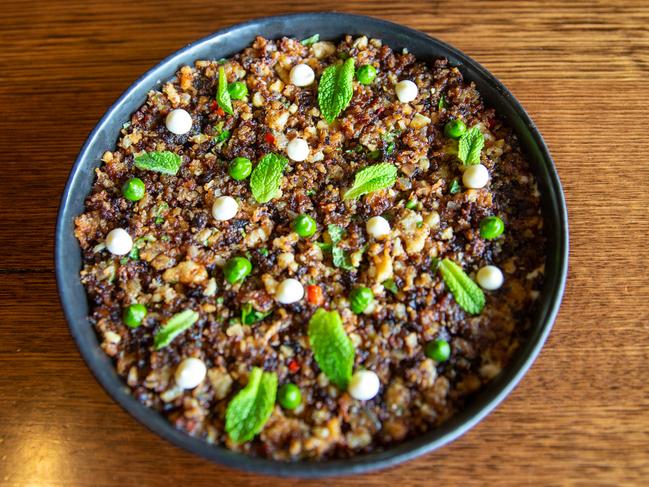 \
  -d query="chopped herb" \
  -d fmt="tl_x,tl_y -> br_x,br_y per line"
416,220 -> 424,228
438,94 -> 447,110
327,224 -> 345,244
317,57 -> 355,123
386,142 -> 395,154
316,241 -> 333,251
225,367 -> 278,443
405,199 -> 418,210
306,189 -> 316,196
241,303 -> 273,325
214,128 -> 231,144
301,33 -> 320,46
307,308 -> 355,389
258,247 -> 269,256
332,246 -> 355,271
449,178 -> 462,194
343,163 -> 398,200
216,296 -> 225,305
153,202 -> 169,225
160,235 -> 171,242
382,279 -> 398,295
